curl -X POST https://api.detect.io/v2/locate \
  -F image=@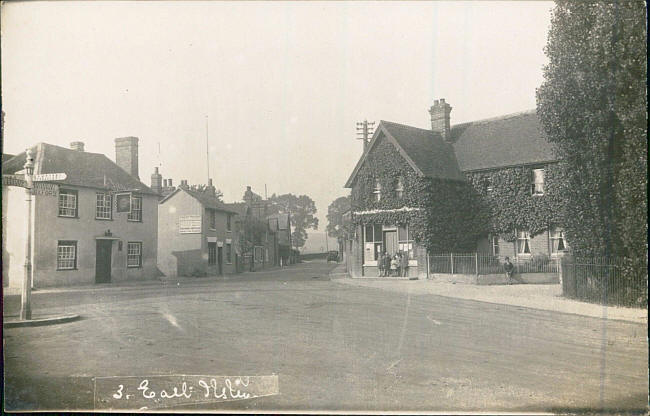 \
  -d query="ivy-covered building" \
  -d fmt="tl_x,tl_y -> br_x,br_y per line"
344,99 -> 568,278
